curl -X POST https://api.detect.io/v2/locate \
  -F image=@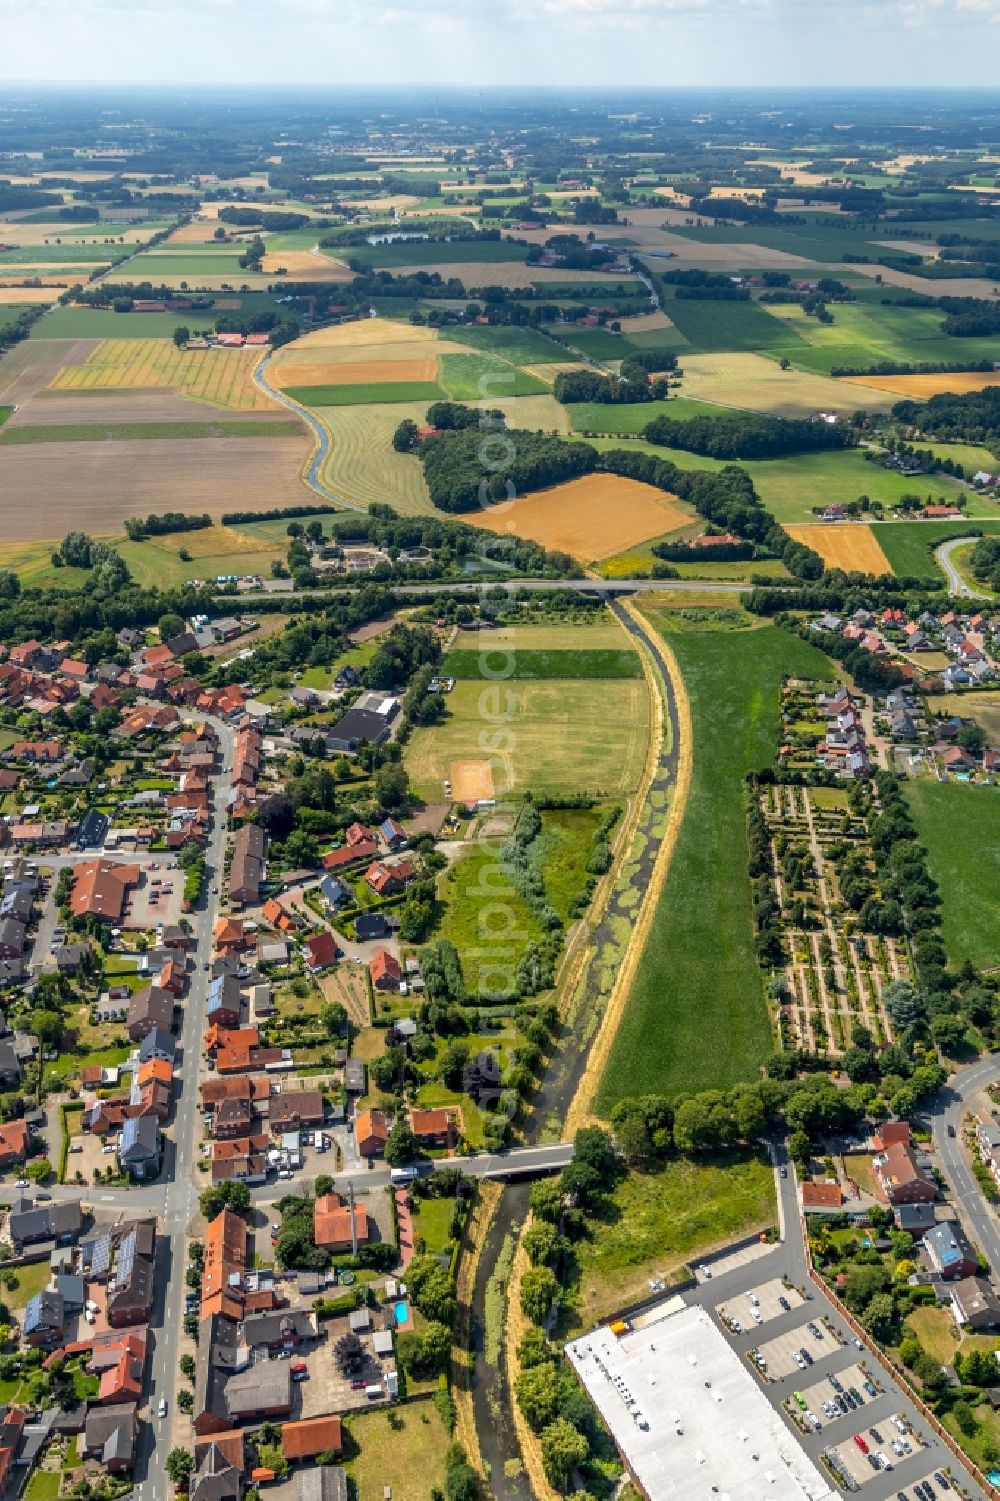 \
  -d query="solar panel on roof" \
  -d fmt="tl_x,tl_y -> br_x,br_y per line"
116,1229 -> 136,1286
91,1234 -> 112,1278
